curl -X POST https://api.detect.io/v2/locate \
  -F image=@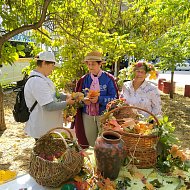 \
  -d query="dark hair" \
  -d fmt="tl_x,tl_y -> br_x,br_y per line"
36,59 -> 55,66
45,61 -> 55,65
37,59 -> 43,66
96,61 -> 102,64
